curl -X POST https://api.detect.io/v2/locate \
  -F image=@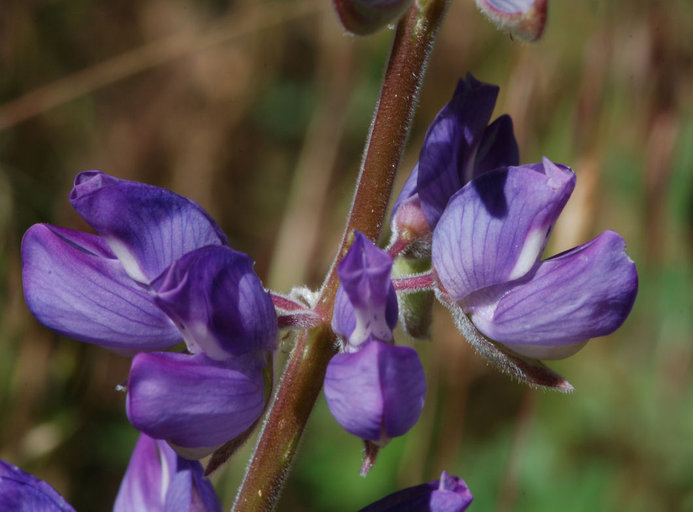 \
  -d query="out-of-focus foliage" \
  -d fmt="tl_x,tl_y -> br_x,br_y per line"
1,0 -> 692,510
